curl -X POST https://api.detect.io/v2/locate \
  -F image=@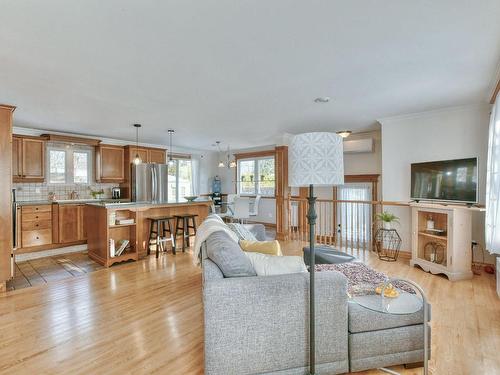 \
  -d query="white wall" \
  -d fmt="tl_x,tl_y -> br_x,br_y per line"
314,129 -> 382,200
379,104 -> 493,263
